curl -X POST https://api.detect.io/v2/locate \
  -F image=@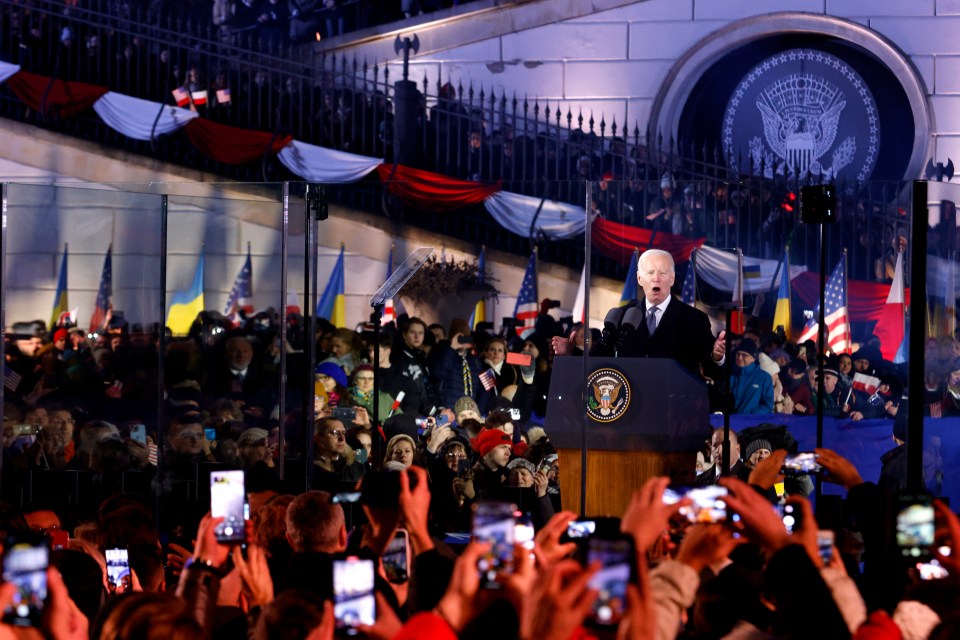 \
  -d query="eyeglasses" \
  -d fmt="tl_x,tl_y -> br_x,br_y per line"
445,452 -> 466,459
325,430 -> 346,439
